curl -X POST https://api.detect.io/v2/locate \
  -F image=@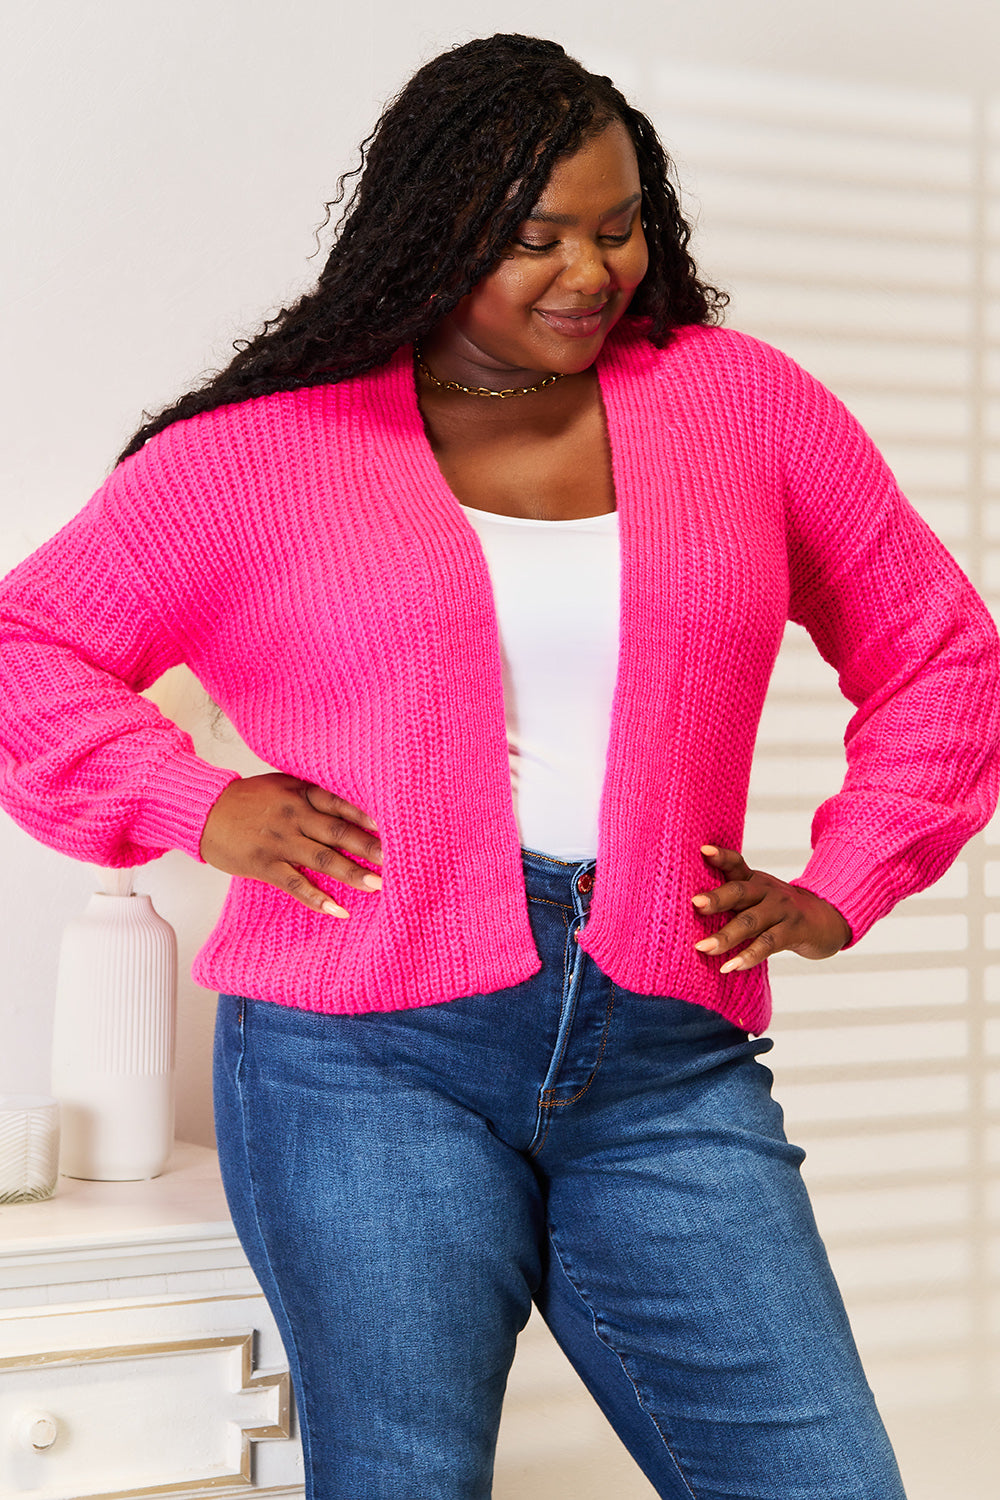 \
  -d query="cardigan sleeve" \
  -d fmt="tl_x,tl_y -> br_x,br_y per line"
0,477 -> 239,868
771,348 -> 1000,943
